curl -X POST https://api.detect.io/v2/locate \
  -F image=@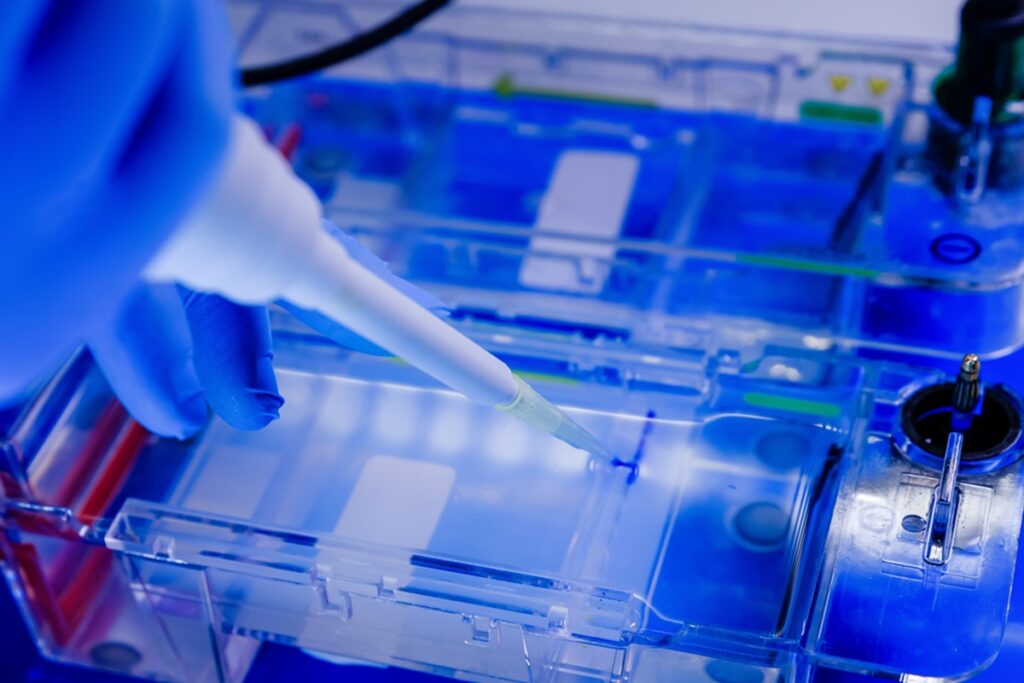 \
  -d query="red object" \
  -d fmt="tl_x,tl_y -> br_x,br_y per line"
306,91 -> 330,110
275,122 -> 303,161
78,420 -> 150,523
52,401 -> 127,508
3,402 -> 151,646
57,547 -> 114,637
10,542 -> 70,644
